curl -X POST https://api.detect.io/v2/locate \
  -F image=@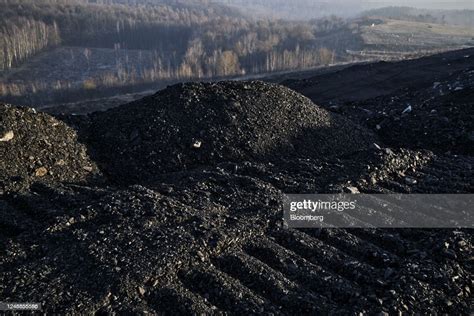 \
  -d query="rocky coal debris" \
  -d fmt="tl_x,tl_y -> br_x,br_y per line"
285,48 -> 474,155
0,104 -> 99,194
88,81 -> 375,184
1,51 -> 473,314
362,80 -> 473,155
0,152 -> 472,314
